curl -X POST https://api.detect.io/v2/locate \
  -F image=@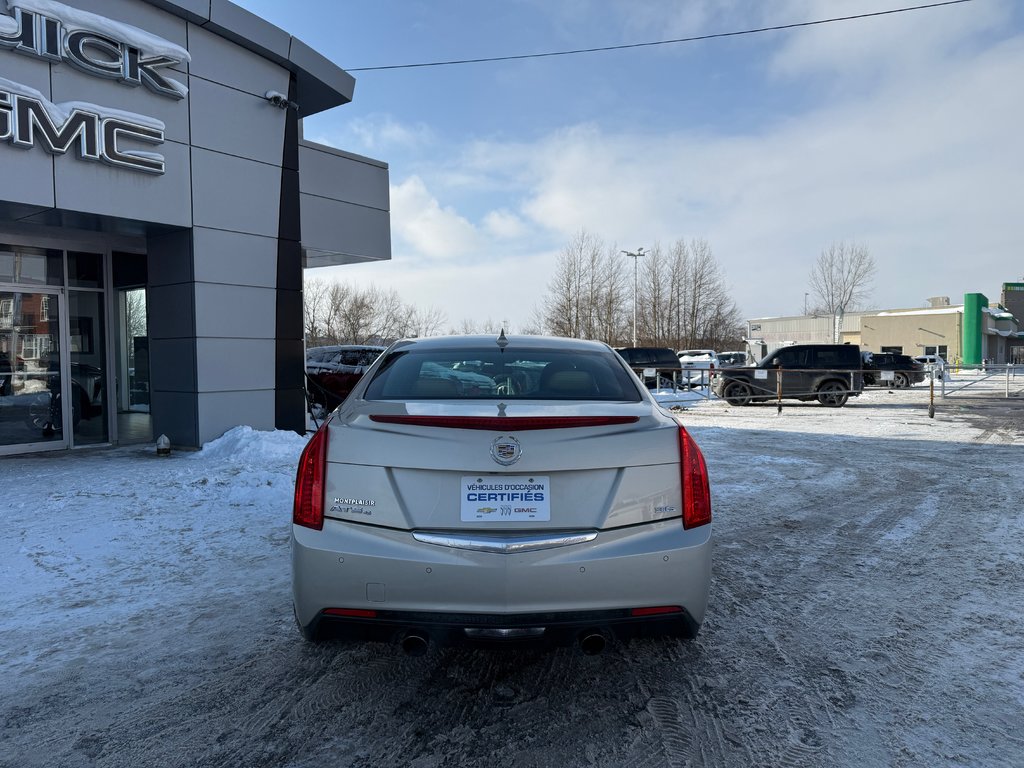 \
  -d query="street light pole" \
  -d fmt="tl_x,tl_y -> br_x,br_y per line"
622,248 -> 646,347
